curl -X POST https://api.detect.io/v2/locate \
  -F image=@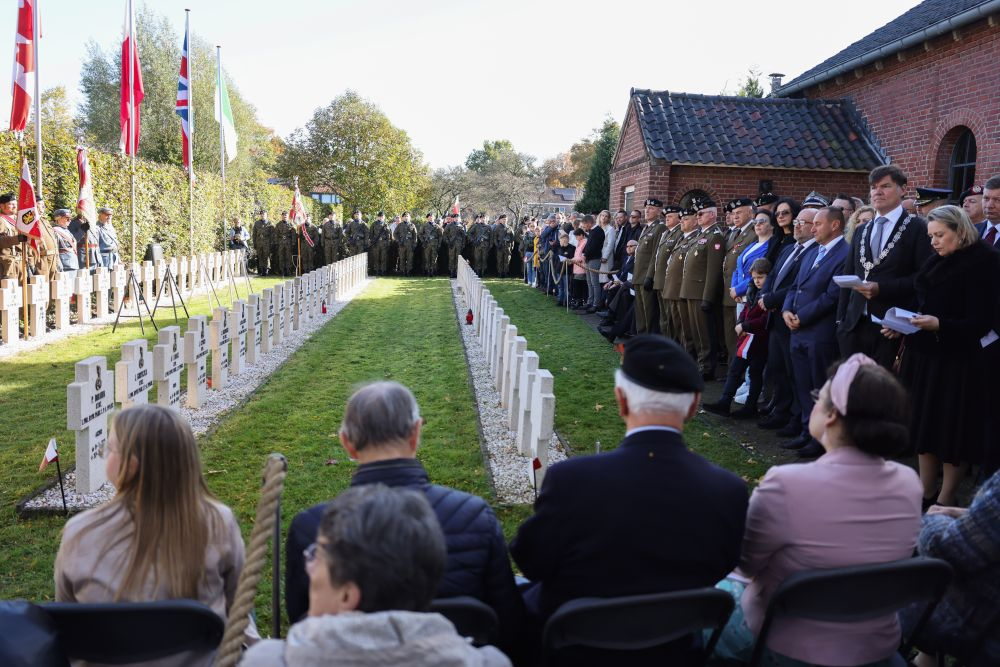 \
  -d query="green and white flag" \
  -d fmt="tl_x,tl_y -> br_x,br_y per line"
214,73 -> 238,163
